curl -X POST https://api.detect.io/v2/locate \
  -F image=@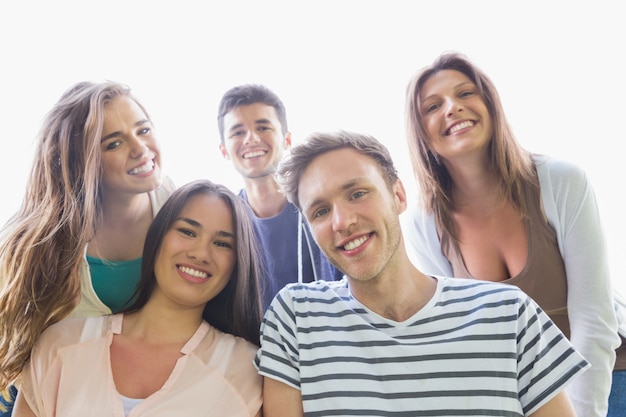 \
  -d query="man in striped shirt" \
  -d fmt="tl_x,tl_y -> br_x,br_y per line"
255,130 -> 589,417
